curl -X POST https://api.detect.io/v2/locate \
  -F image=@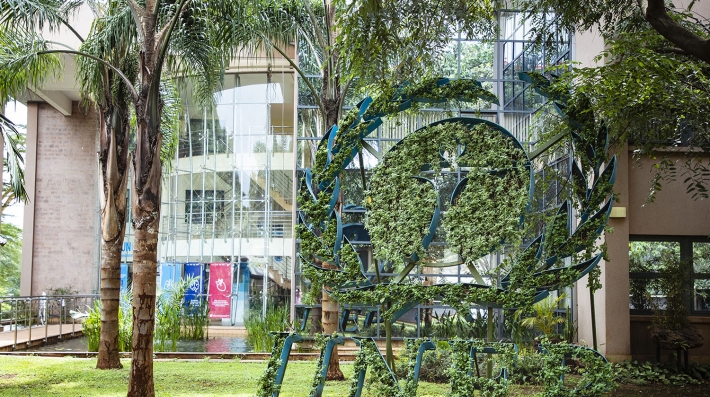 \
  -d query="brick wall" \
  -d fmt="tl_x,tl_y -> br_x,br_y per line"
30,102 -> 99,295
